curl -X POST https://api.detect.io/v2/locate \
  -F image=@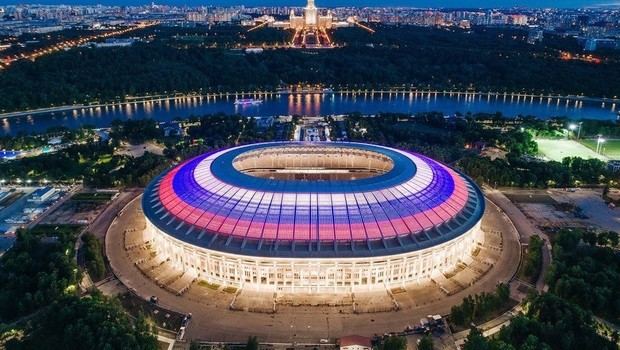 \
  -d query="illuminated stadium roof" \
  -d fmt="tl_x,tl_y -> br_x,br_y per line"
143,142 -> 484,258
